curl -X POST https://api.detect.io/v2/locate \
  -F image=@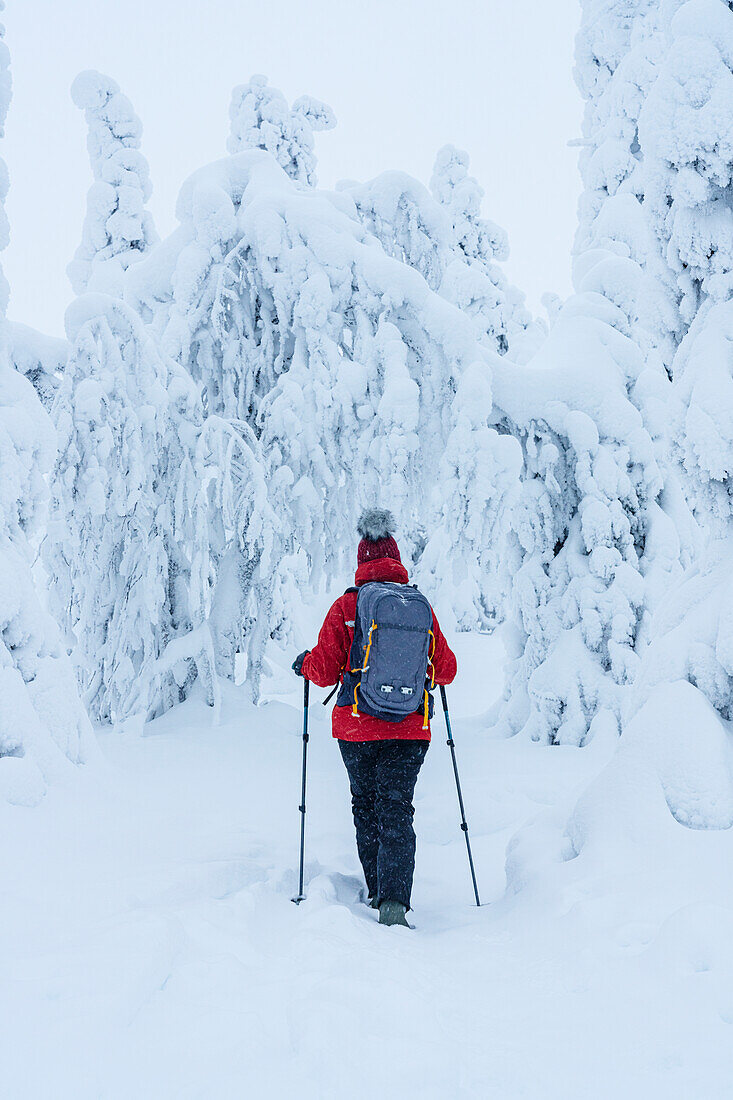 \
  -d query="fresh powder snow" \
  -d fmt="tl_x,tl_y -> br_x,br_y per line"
3,633 -> 732,1098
